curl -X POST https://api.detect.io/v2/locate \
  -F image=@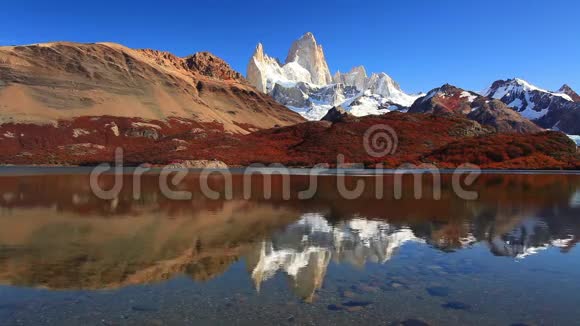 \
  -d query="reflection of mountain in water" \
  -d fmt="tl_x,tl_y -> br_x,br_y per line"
246,211 -> 579,300
0,173 -> 579,301
247,214 -> 421,301
487,217 -> 576,258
